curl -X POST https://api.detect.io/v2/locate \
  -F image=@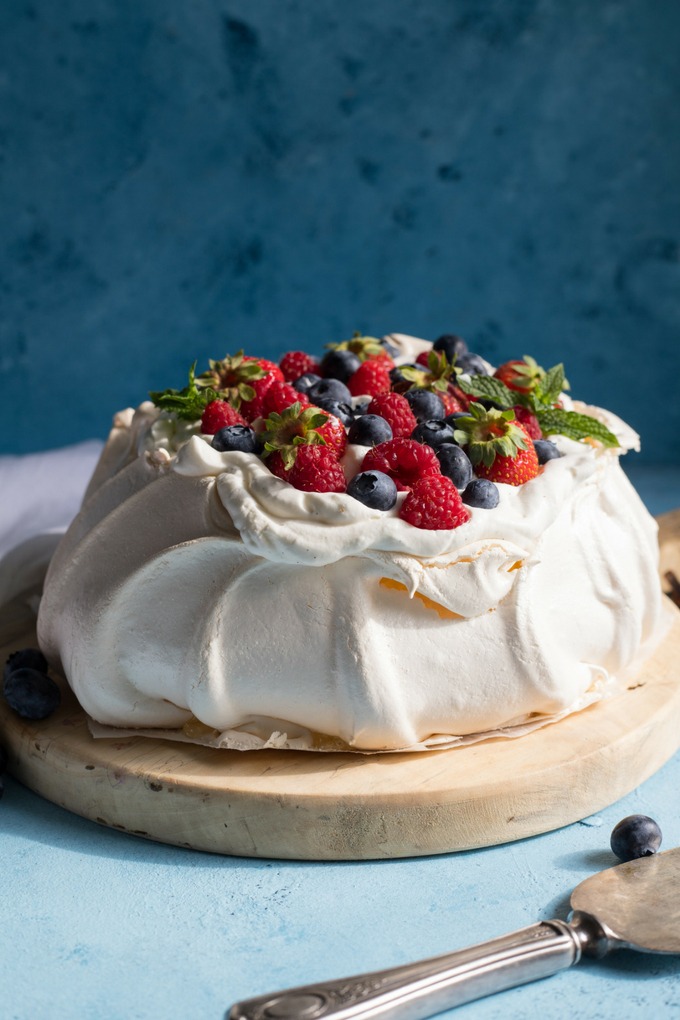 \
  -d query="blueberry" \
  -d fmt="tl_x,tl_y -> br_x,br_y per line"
462,478 -> 500,509
389,364 -> 418,387
347,471 -> 397,511
353,401 -> 371,417
348,415 -> 393,446
437,445 -> 473,490
380,337 -> 399,358
534,439 -> 562,465
456,353 -> 489,376
3,667 -> 61,720
308,377 -> 353,405
320,350 -> 361,383
433,334 -> 468,361
293,372 -> 322,396
411,419 -> 457,449
212,425 -> 260,454
610,815 -> 663,863
404,389 -> 445,422
4,647 -> 48,686
314,398 -> 355,426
